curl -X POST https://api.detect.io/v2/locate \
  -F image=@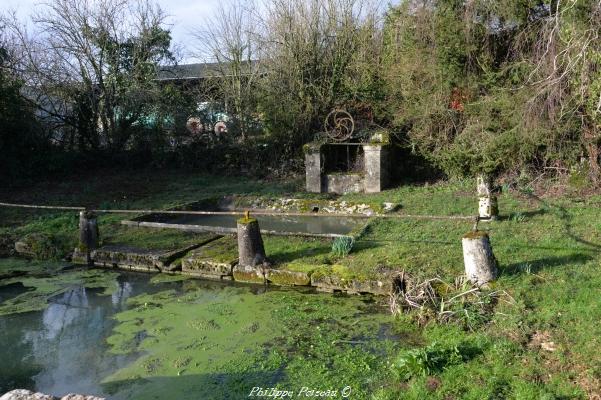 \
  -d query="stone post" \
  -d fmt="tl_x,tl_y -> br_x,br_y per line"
462,231 -> 498,286
362,144 -> 388,193
237,213 -> 266,267
304,143 -> 323,193
79,211 -> 99,266
477,174 -> 498,220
